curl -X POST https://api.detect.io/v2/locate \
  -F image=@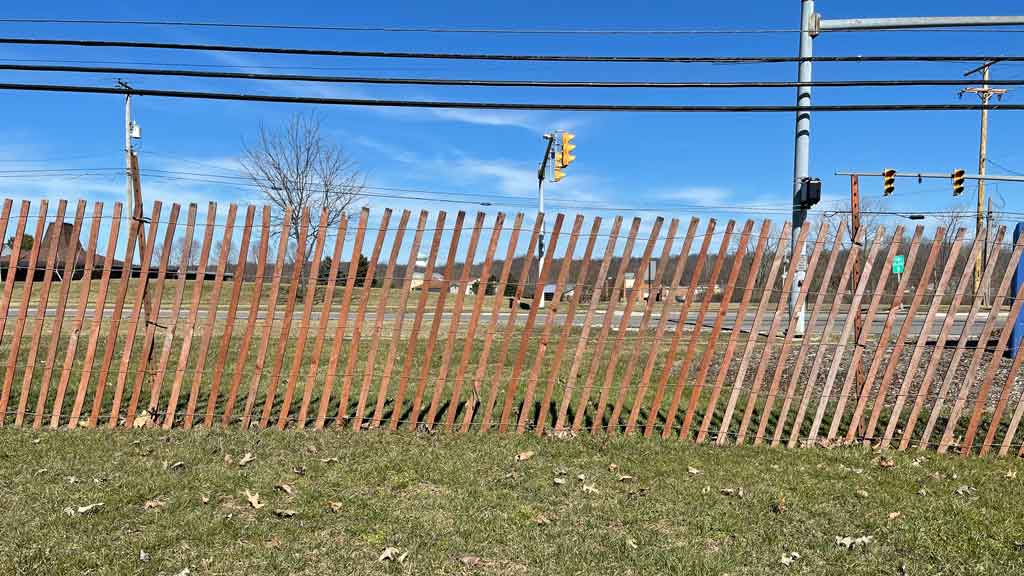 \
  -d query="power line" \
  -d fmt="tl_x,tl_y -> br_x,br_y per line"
0,57 -> 466,73
1,37 -> 1023,64
4,81 -> 1024,112
11,62 -> 1024,89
